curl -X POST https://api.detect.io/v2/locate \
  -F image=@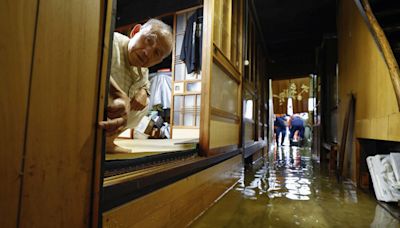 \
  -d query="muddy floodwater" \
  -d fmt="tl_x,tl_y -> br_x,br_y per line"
190,146 -> 399,228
